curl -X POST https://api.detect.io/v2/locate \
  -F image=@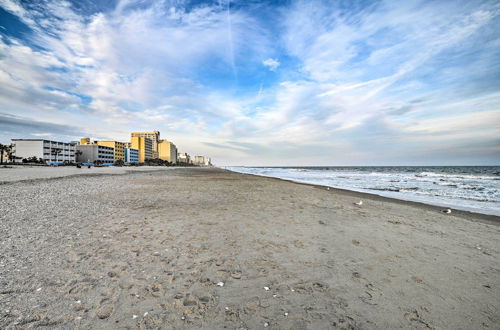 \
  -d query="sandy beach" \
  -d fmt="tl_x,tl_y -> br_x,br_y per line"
0,166 -> 498,329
